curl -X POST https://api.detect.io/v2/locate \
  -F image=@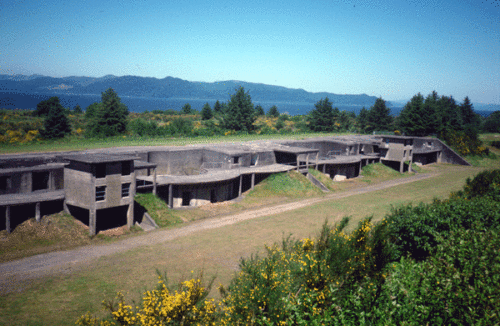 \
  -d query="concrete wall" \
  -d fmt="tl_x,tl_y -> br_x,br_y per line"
254,151 -> 276,165
285,141 -> 359,157
413,137 -> 470,166
0,167 -> 64,196
172,180 -> 236,208
433,138 -> 471,166
380,141 -> 413,162
148,150 -> 204,175
64,168 -> 94,209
